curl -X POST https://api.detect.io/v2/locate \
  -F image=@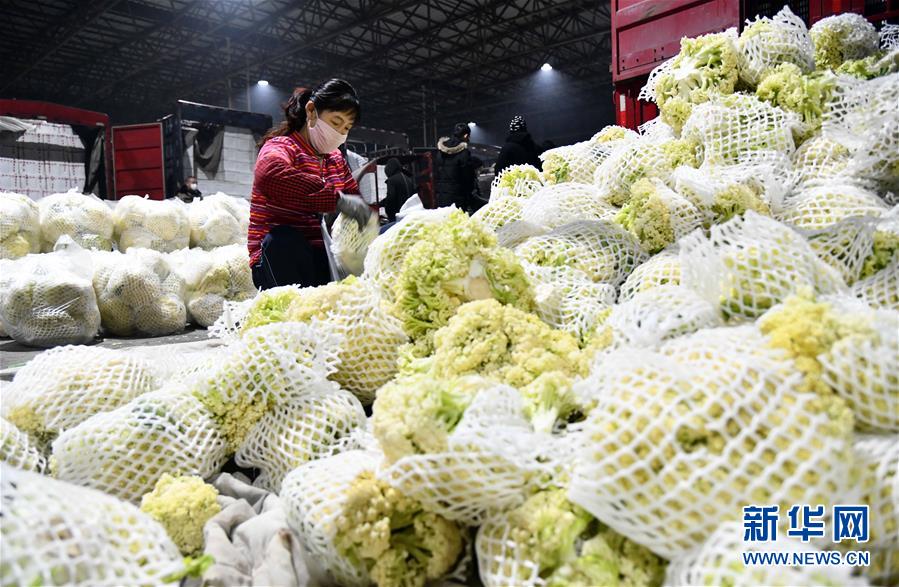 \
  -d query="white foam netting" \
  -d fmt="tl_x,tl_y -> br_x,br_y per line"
592,137 -> 688,206
664,521 -> 867,587
682,94 -> 799,168
187,192 -> 247,249
490,164 -> 543,200
113,195 -> 191,253
472,196 -> 526,236
380,385 -> 569,527
528,265 -> 617,342
518,183 -> 618,231
810,13 -> 880,68
883,24 -> 899,50
803,216 -> 877,285
852,257 -> 899,310
281,449 -> 379,587
855,433 -> 899,549
0,248 -> 101,347
540,140 -> 610,185
569,330 -> 854,559
1,417 -> 45,473
168,244 -> 256,327
777,183 -> 888,230
51,389 -> 229,503
737,5 -> 815,86
671,161 -> 786,221
515,220 -> 648,289
679,212 -> 846,321
618,177 -> 704,253
92,248 -> 187,336
0,192 -> 40,259
791,134 -> 855,189
618,247 -> 683,302
236,387 -> 367,493
37,189 -> 114,252
2,345 -> 160,445
604,284 -> 723,348
330,213 -> 380,277
638,116 -> 678,141
0,464 -> 184,586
